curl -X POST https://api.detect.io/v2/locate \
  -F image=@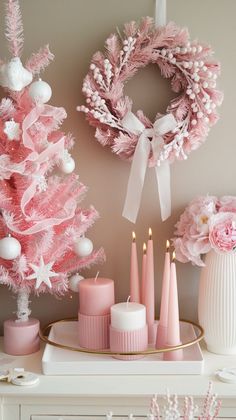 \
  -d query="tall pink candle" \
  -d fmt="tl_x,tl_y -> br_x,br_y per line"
141,242 -> 147,304
166,253 -> 181,345
156,240 -> 170,348
164,252 -> 183,361
130,231 -> 140,302
143,228 -> 155,328
79,277 -> 114,316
